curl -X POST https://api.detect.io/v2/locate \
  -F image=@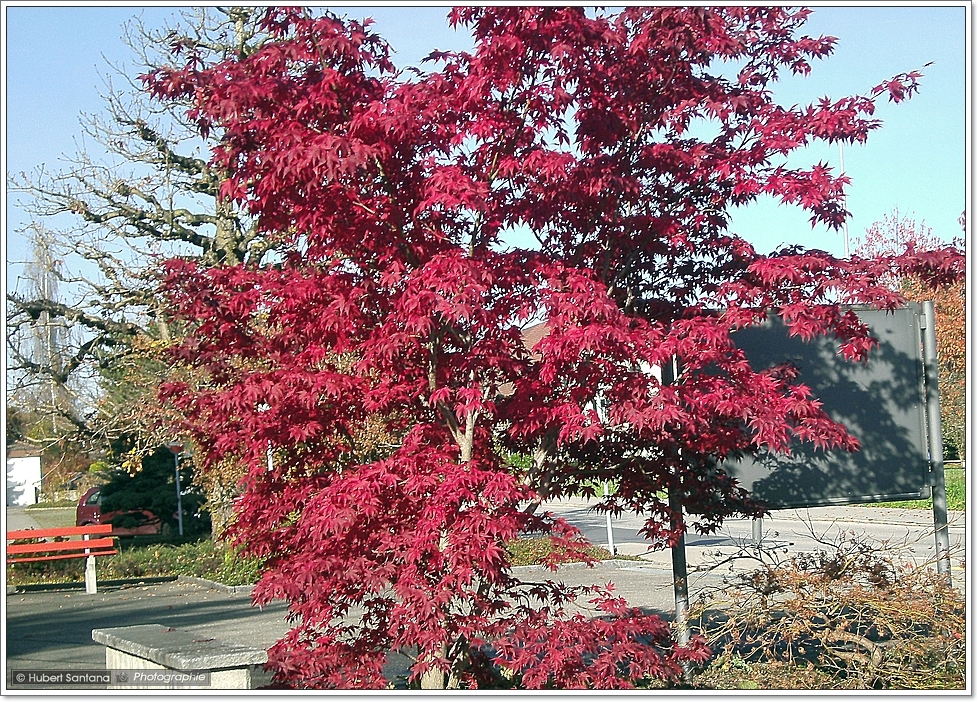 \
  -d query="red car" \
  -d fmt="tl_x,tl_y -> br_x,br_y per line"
75,486 -> 162,536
